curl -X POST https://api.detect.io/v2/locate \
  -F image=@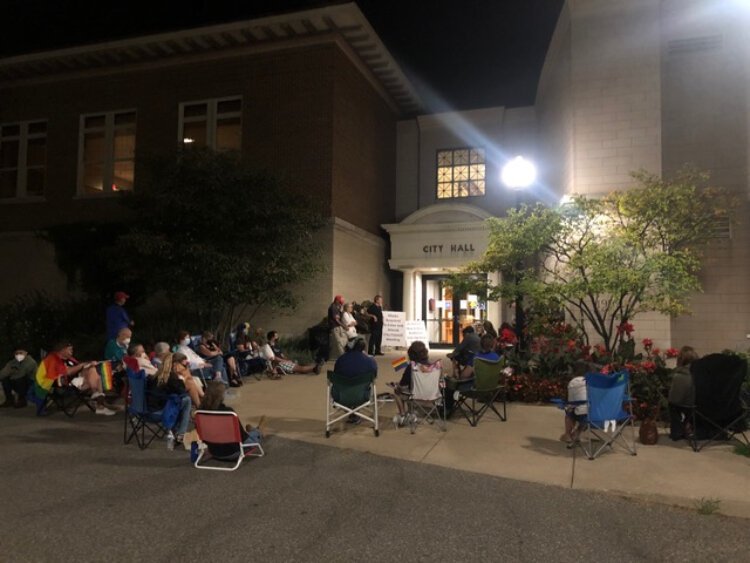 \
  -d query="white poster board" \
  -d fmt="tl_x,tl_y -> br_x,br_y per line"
404,320 -> 429,350
382,311 -> 406,348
